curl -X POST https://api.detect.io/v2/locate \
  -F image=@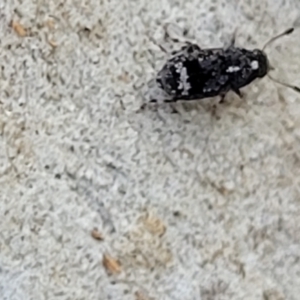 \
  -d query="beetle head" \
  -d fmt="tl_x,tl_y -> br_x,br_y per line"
252,49 -> 270,78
